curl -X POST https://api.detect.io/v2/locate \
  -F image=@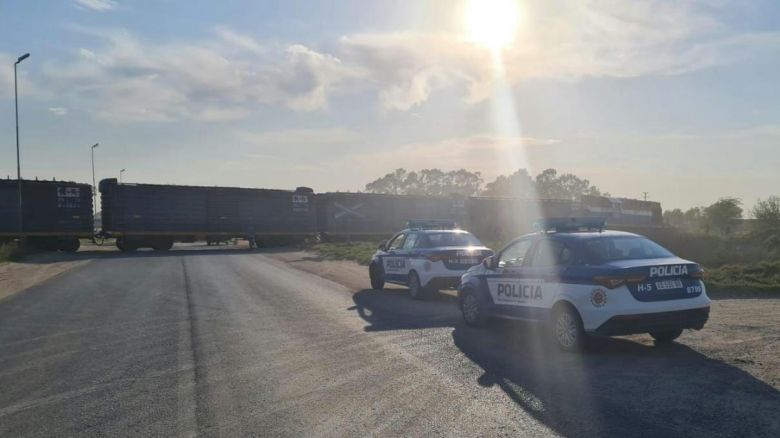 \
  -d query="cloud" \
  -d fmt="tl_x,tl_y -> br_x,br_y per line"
73,0 -> 117,11
48,107 -> 68,116
338,33 -> 491,110
44,28 -> 359,122
79,48 -> 96,59
336,0 -> 780,108
350,134 -> 560,180
237,127 -> 359,147
37,1 -> 780,121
